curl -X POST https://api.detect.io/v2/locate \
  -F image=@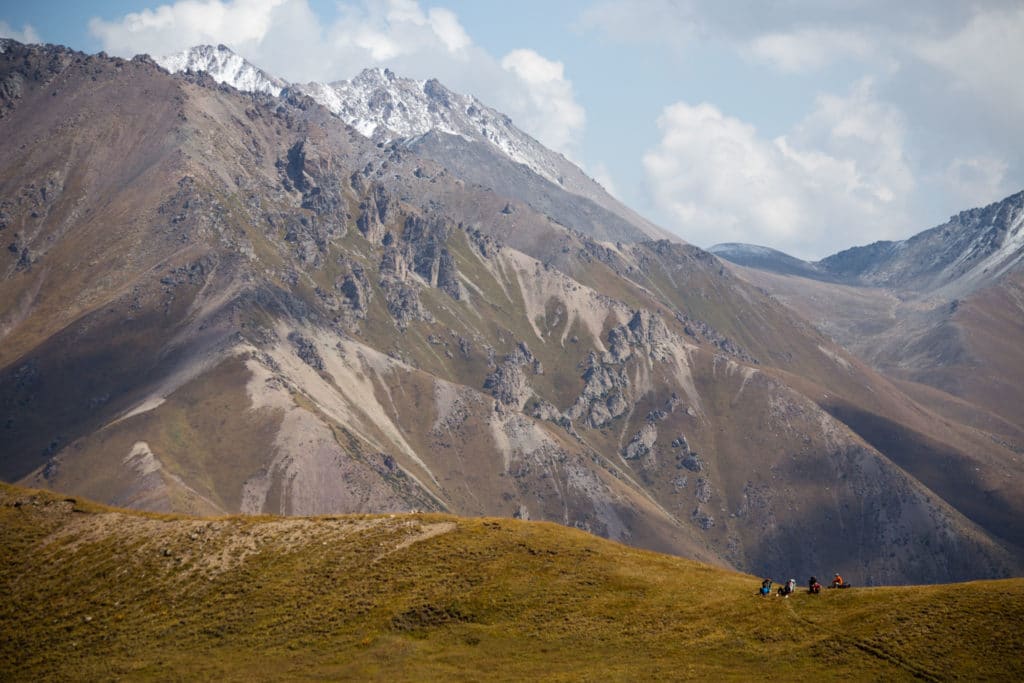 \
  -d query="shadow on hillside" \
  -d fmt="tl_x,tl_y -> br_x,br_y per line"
825,402 -> 1024,552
